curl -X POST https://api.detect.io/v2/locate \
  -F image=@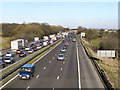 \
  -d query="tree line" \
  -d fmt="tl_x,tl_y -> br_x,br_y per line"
77,26 -> 118,50
2,23 -> 69,41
